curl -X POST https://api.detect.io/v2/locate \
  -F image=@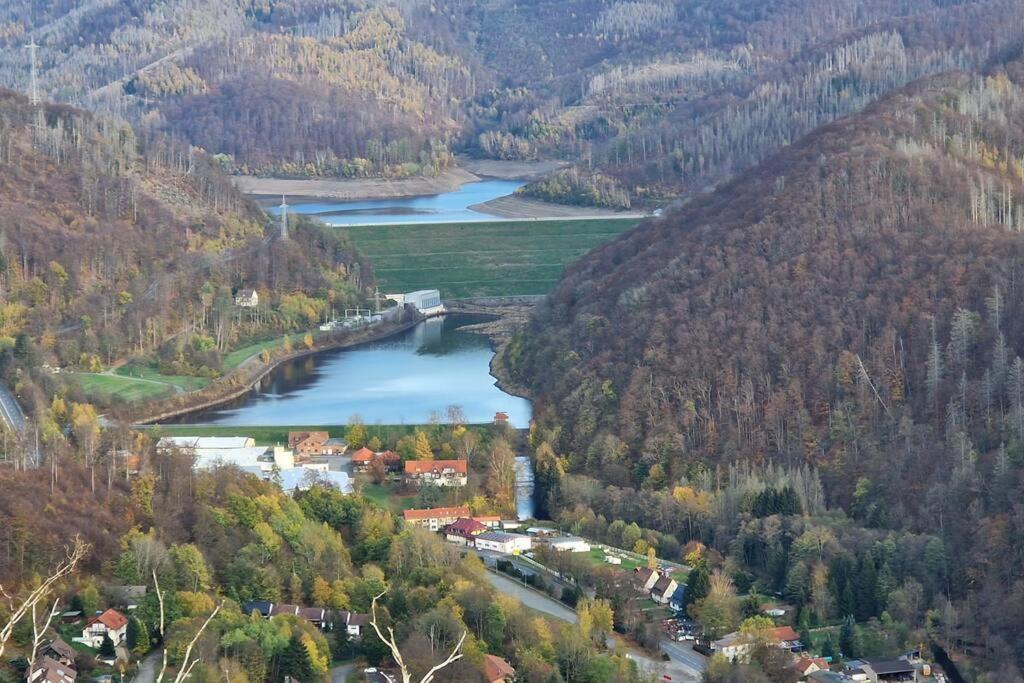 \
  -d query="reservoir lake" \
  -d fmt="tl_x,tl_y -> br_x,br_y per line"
180,315 -> 532,428
262,179 -> 524,226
